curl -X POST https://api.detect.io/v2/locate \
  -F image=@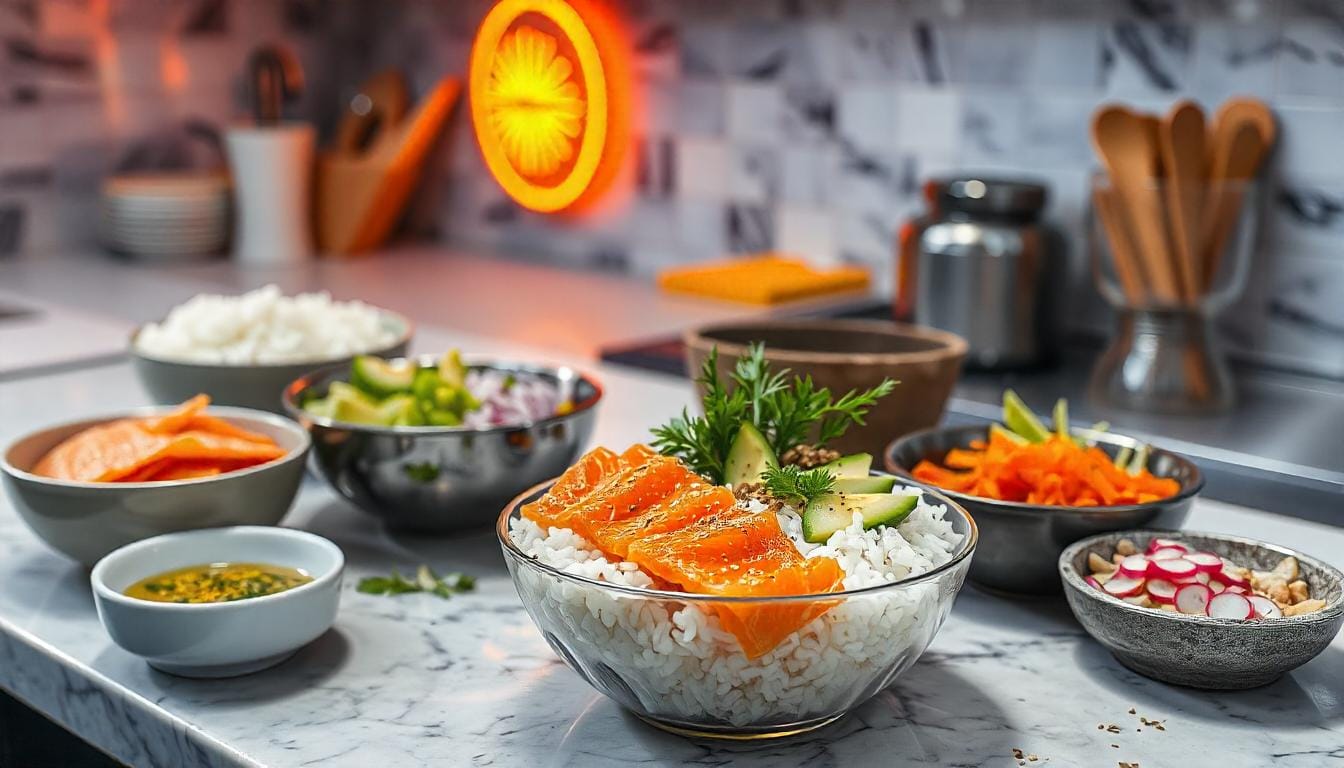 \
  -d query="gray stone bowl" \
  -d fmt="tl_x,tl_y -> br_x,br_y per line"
887,424 -> 1200,595
283,356 -> 602,533
129,309 -> 412,413
1,406 -> 310,566
1060,529 -> 1344,689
